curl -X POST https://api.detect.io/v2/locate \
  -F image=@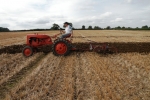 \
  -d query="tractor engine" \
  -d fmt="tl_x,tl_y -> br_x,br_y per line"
27,34 -> 53,47
22,34 -> 53,57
